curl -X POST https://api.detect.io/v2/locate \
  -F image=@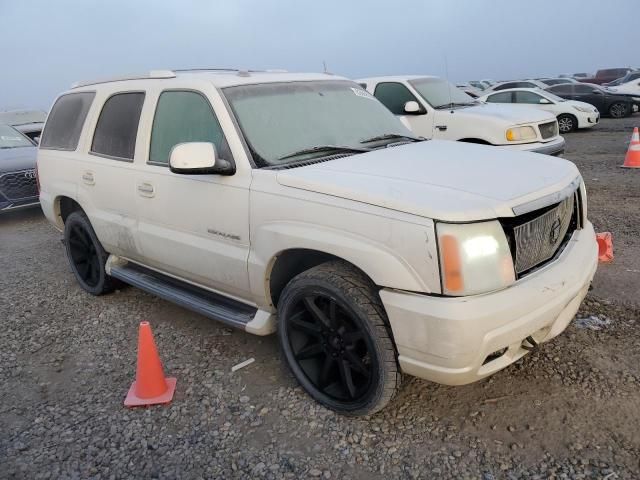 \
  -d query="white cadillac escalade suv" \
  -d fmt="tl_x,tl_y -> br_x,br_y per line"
38,69 -> 597,415
357,75 -> 566,156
